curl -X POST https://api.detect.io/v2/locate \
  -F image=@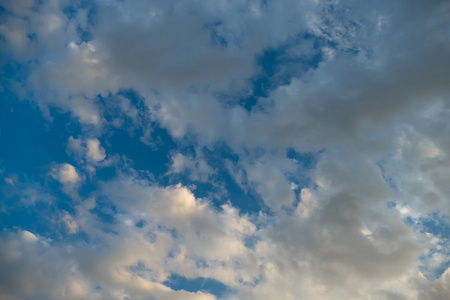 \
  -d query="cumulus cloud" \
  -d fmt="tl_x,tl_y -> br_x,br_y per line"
67,136 -> 109,175
67,136 -> 106,163
86,139 -> 106,163
0,176 -> 258,299
0,171 -> 448,299
50,163 -> 82,192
